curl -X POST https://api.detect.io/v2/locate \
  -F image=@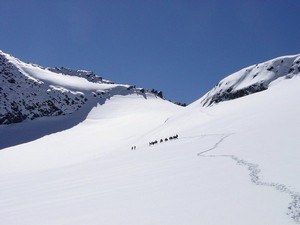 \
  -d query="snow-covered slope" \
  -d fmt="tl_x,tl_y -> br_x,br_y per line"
0,94 -> 180,172
47,66 -> 114,84
0,50 -> 163,125
200,54 -> 300,106
0,53 -> 300,225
